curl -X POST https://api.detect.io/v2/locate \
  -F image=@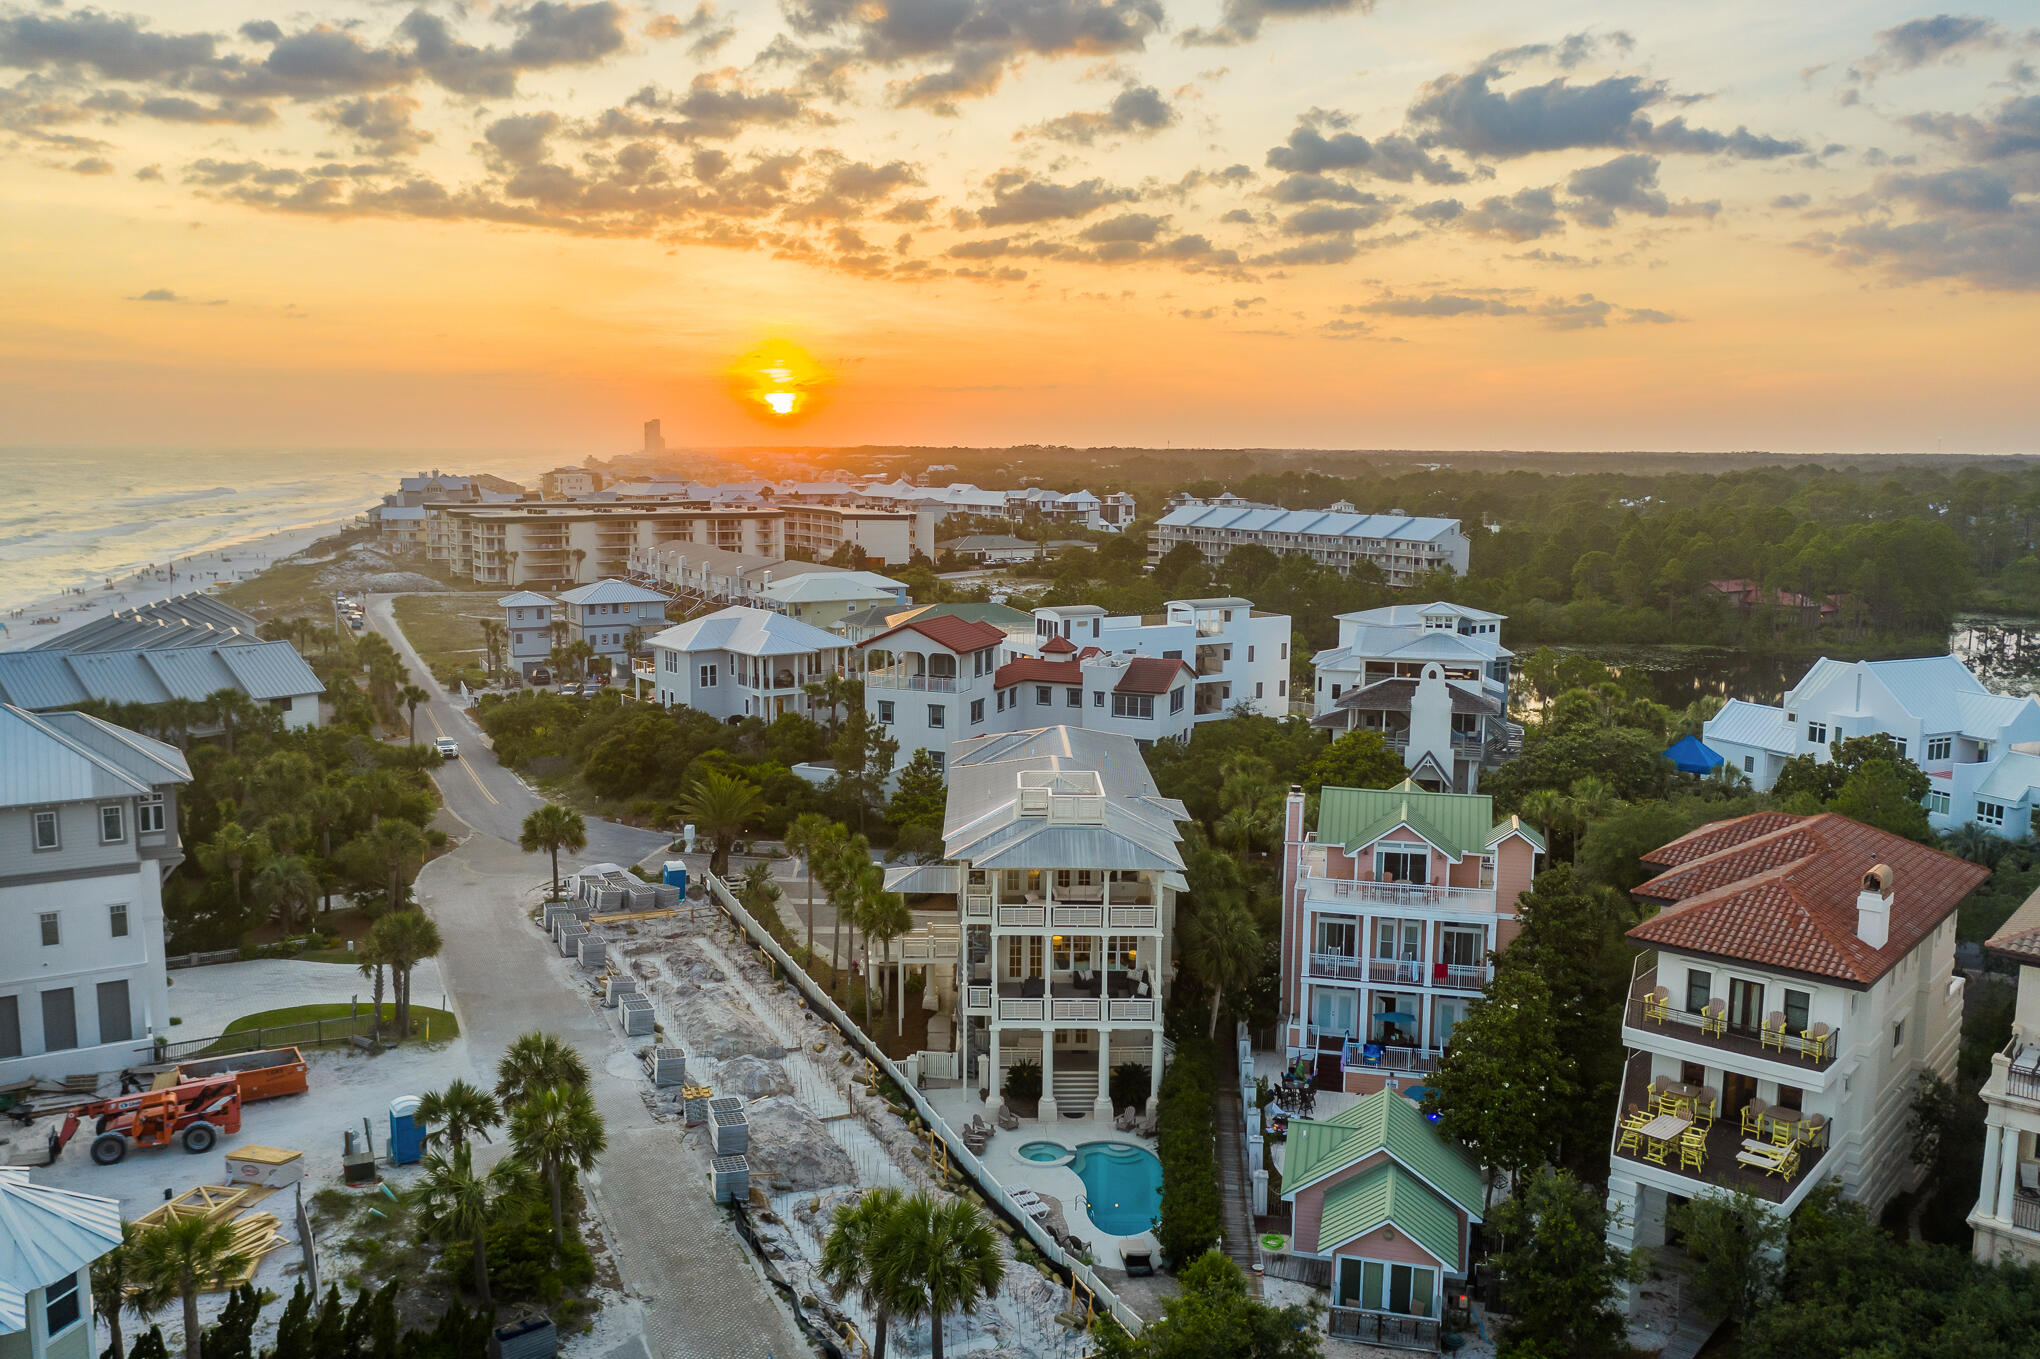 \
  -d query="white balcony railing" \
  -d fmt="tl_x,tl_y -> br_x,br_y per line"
1051,905 -> 1104,929
863,669 -> 959,692
1052,998 -> 1102,1022
1305,877 -> 1494,912
998,998 -> 1045,1021
964,895 -> 992,919
1109,998 -> 1156,1022
998,905 -> 1047,928
1108,905 -> 1158,929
